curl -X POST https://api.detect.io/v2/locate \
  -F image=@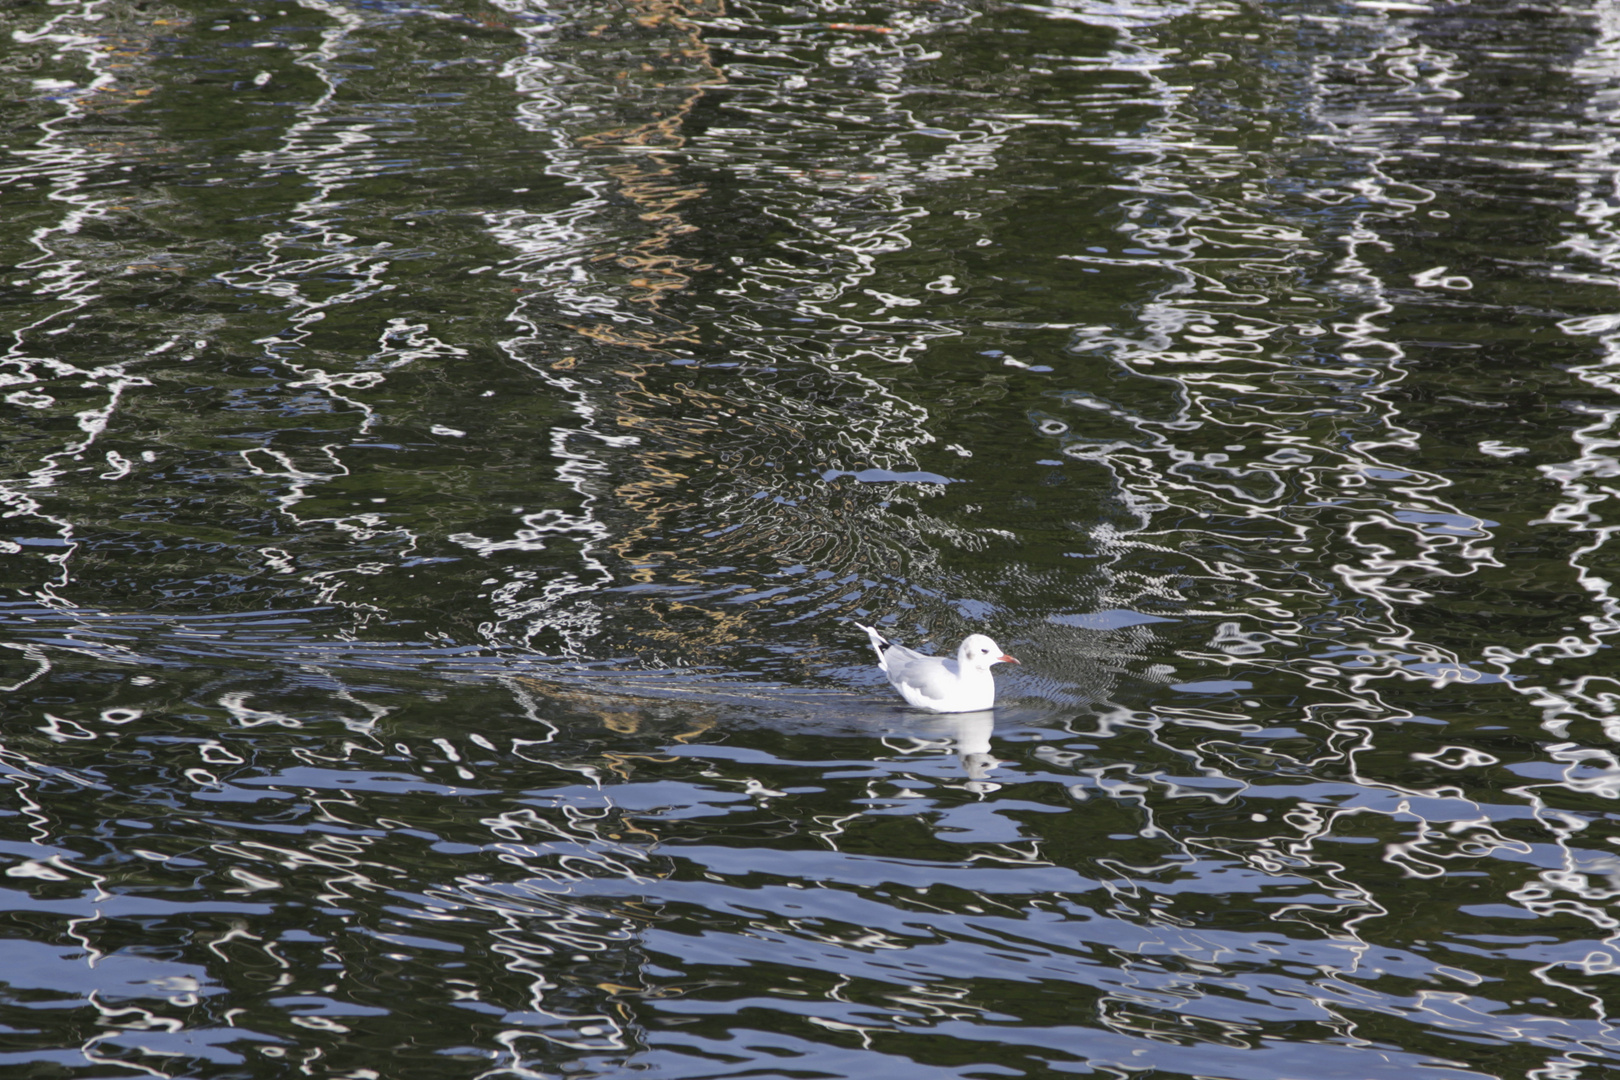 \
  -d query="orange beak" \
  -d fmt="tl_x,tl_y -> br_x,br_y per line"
999,654 -> 1020,665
